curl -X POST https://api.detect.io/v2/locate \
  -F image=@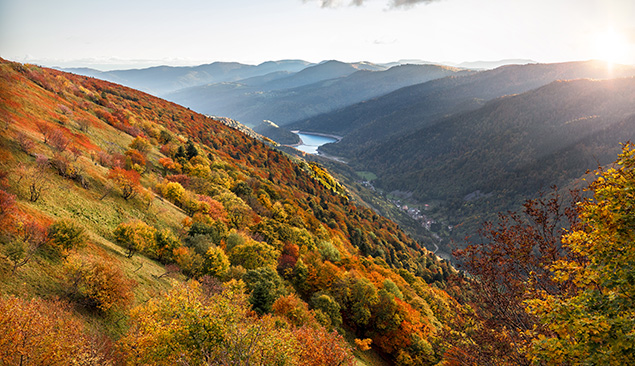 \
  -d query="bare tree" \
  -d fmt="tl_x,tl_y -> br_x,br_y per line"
15,131 -> 34,153
49,129 -> 71,152
15,155 -> 50,203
